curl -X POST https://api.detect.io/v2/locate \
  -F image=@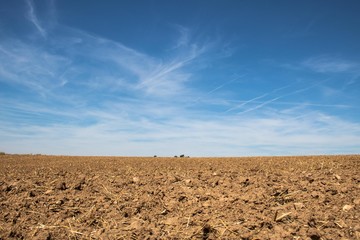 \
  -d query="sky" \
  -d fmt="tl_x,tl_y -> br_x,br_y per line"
0,0 -> 360,156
